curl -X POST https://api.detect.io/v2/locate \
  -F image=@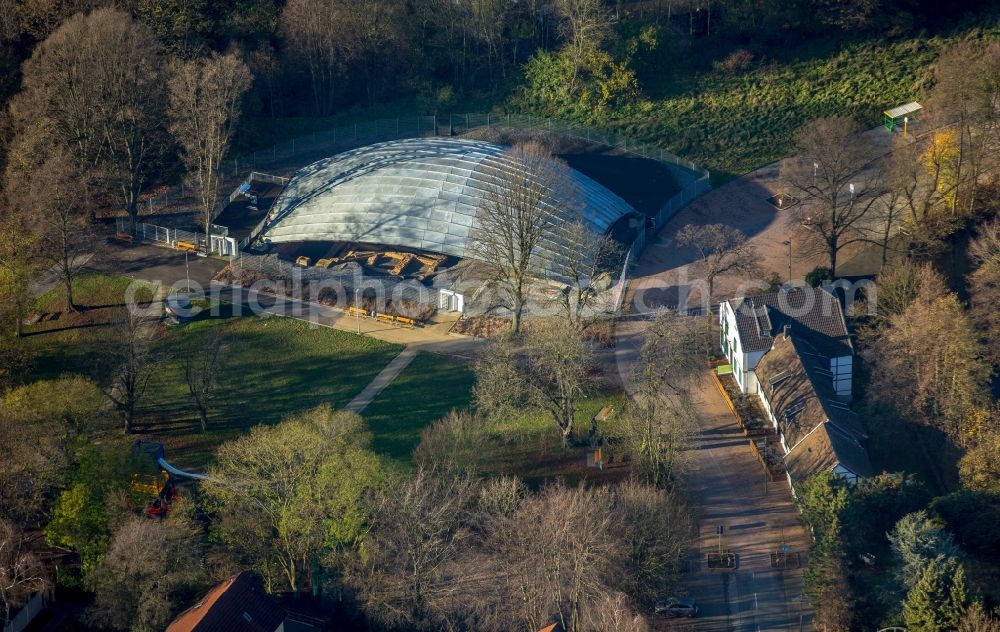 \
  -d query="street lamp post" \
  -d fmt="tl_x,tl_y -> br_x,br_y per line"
782,240 -> 792,284
355,287 -> 361,334
185,250 -> 190,293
